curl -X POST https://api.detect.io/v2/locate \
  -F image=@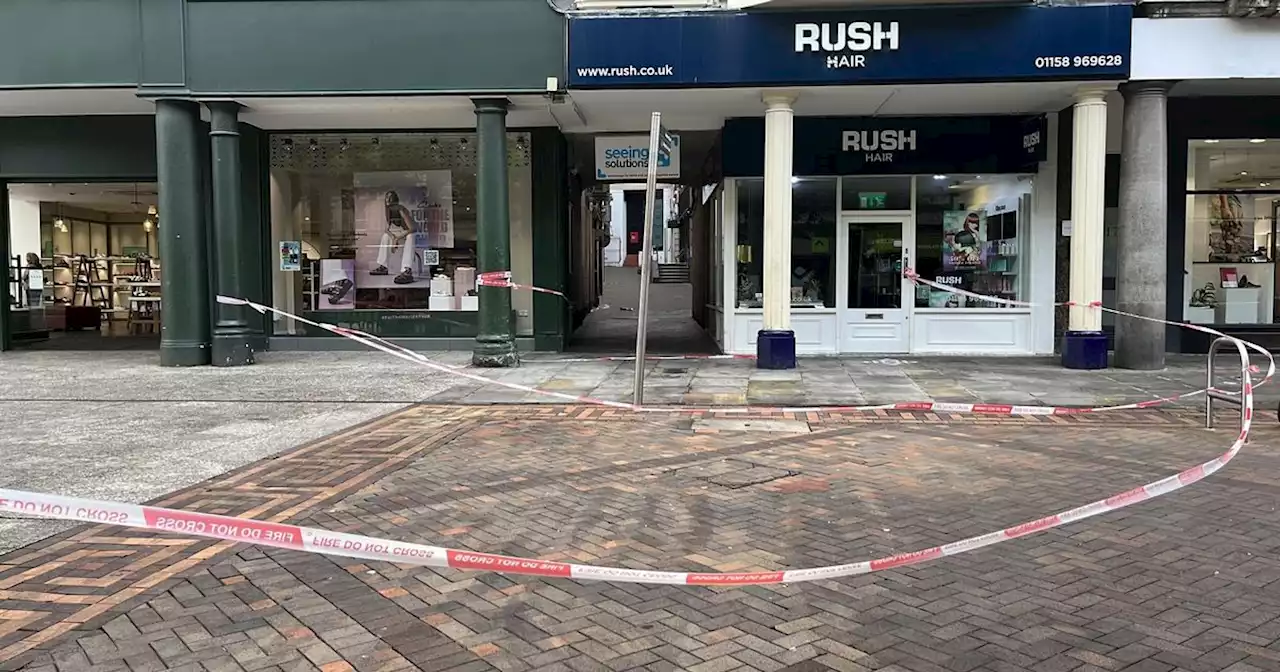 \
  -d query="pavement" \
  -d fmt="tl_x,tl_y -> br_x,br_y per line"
0,350 -> 469,555
424,353 -> 1275,409
2,404 -> 1279,672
